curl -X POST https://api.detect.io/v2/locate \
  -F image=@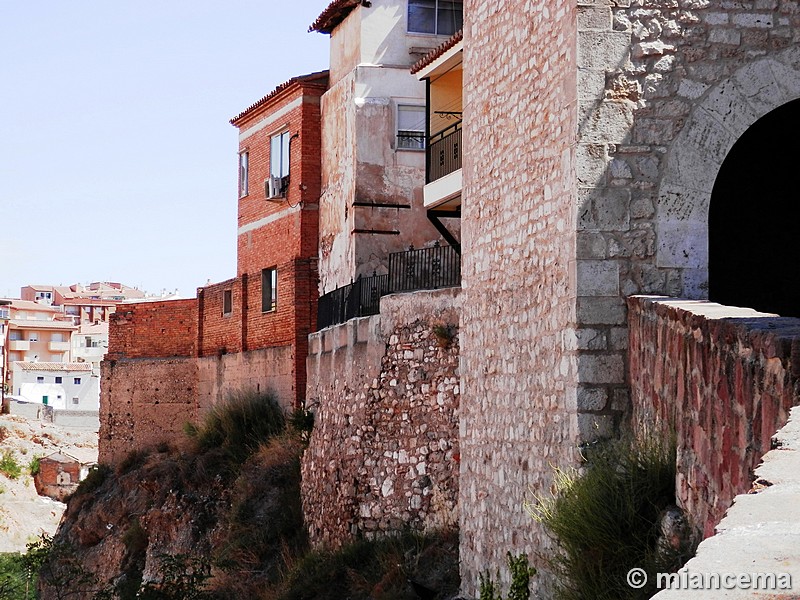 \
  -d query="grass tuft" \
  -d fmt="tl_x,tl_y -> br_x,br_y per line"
188,389 -> 286,463
529,434 -> 694,600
